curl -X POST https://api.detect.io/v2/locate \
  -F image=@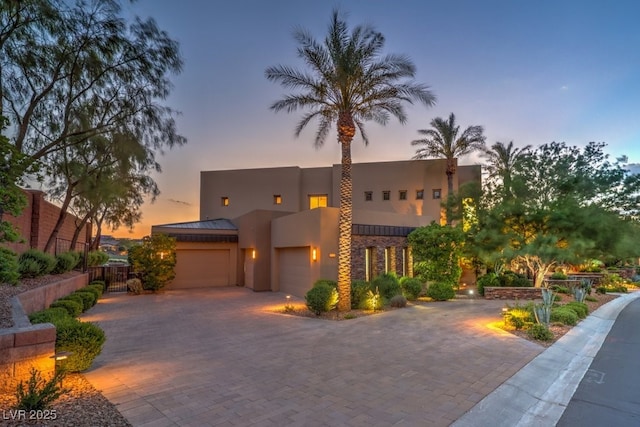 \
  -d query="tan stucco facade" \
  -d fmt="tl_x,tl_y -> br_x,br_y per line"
154,160 -> 481,297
